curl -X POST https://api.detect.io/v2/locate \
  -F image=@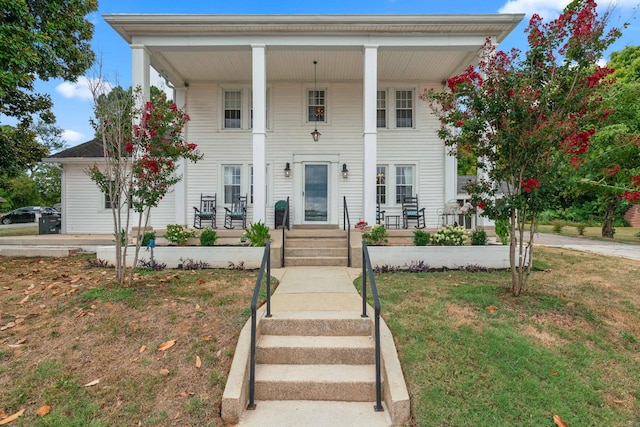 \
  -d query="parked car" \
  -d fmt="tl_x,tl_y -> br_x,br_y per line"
0,206 -> 60,225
